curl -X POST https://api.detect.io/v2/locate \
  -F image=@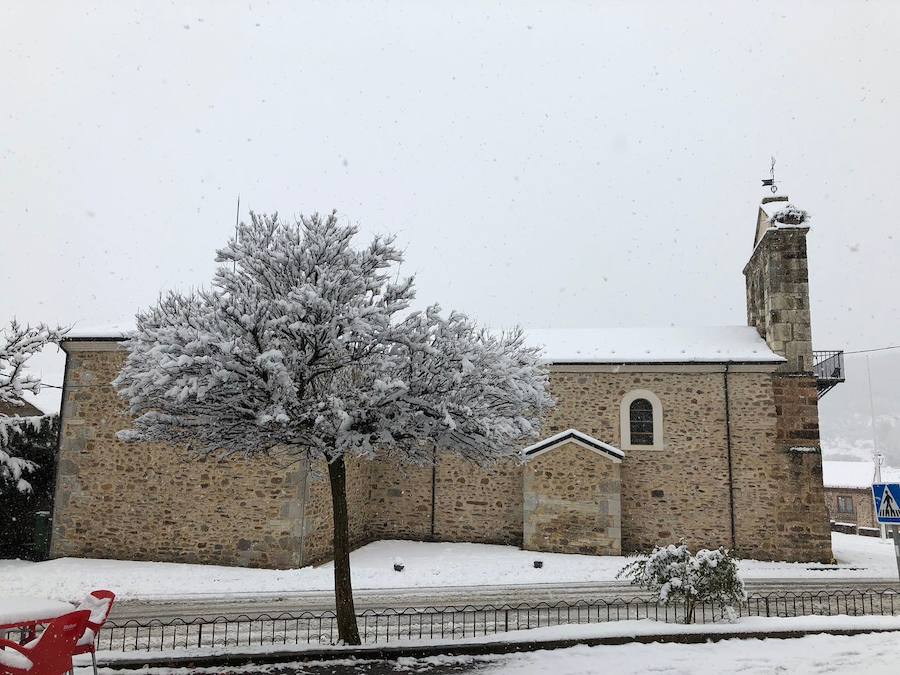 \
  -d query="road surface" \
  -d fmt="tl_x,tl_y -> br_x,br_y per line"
108,577 -> 900,622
